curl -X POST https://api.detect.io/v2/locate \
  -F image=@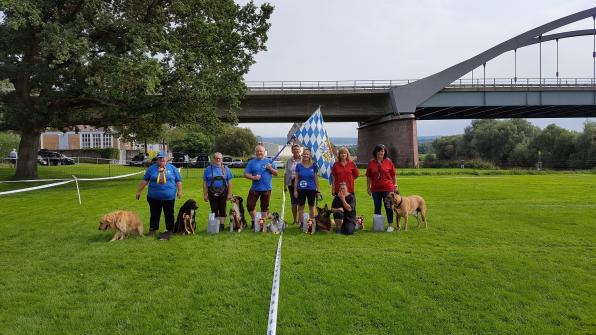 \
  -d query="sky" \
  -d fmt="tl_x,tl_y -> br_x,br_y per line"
238,0 -> 595,137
